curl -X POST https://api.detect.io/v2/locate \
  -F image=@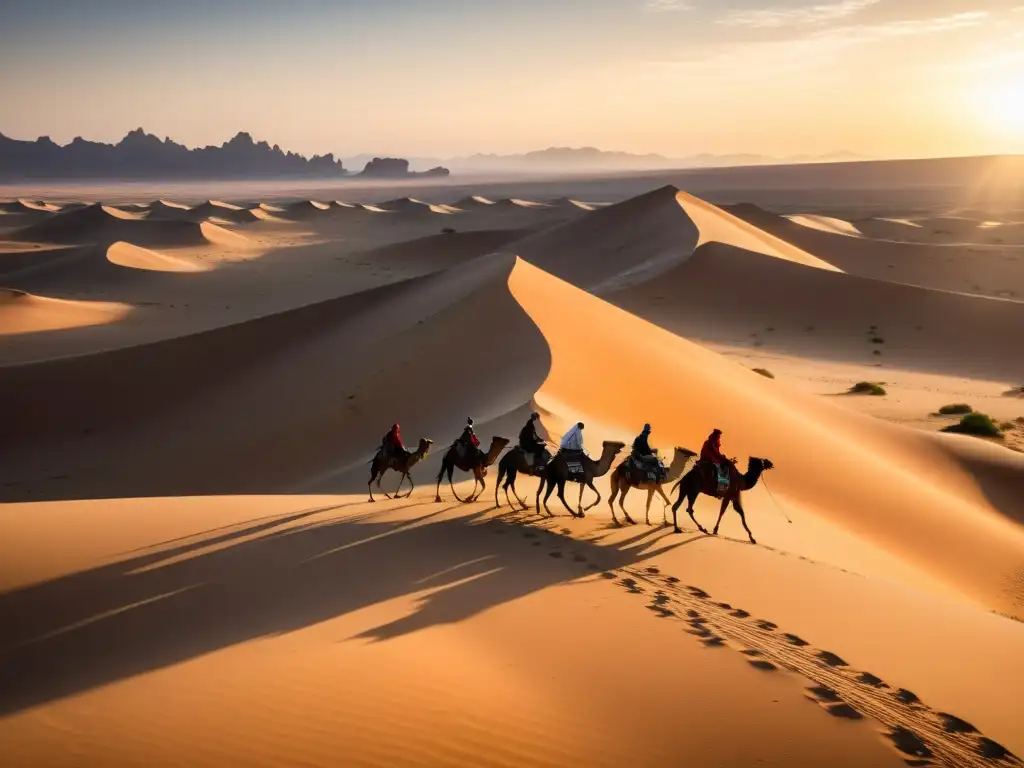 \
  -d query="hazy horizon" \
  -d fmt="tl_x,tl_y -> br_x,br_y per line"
2,0 -> 1022,161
